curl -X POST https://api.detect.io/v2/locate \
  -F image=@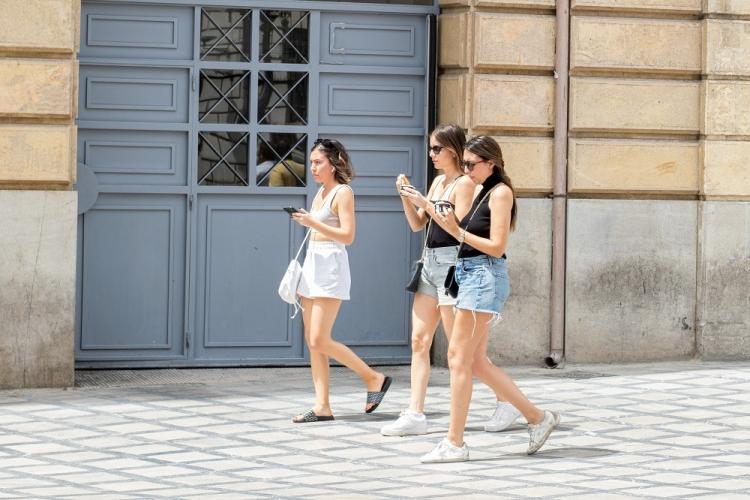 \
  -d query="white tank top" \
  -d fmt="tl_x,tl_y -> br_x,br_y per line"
310,184 -> 348,233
